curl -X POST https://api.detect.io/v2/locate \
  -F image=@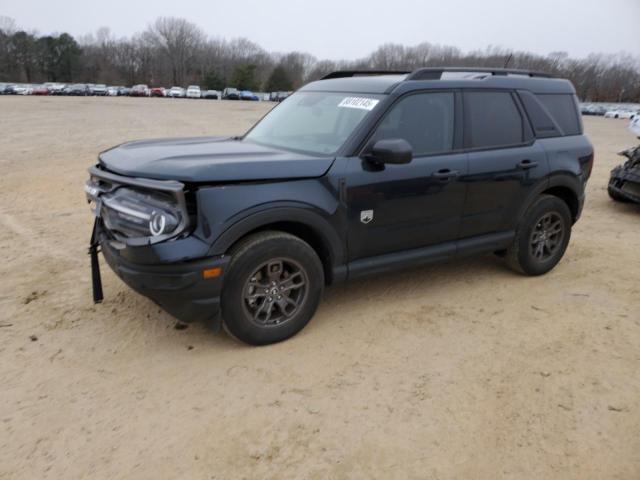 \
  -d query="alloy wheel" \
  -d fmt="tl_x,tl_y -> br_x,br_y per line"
529,212 -> 564,261
242,258 -> 308,326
